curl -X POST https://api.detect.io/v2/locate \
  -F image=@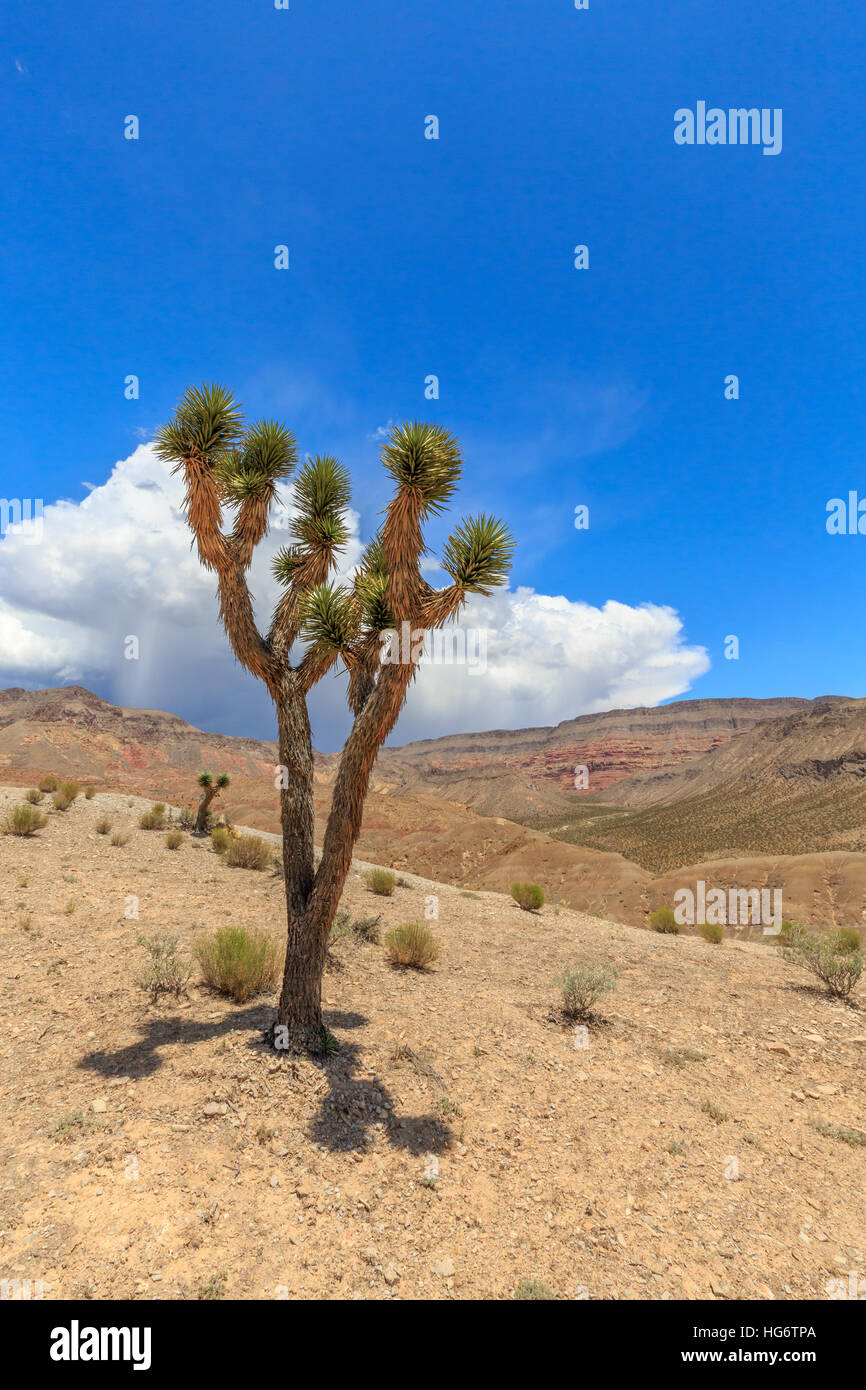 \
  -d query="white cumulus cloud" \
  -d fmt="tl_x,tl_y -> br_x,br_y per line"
0,445 -> 709,748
